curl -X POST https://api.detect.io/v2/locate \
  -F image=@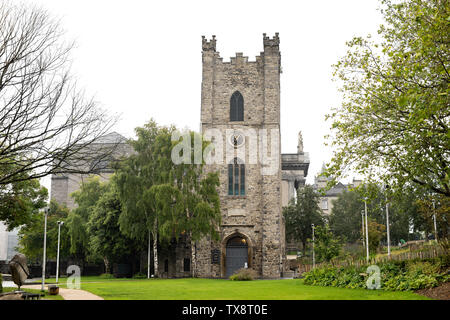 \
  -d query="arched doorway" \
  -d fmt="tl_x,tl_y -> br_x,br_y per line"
225,236 -> 248,278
